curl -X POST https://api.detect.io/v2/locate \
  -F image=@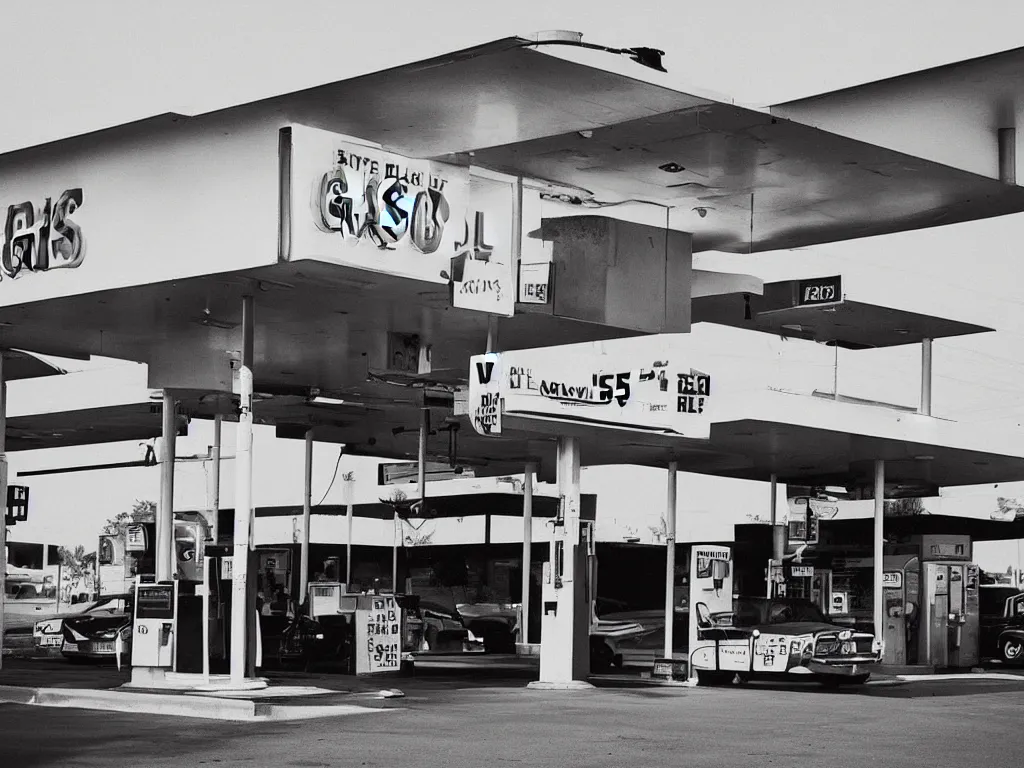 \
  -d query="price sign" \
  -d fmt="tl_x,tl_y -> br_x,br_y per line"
883,571 -> 903,589
355,595 -> 403,674
797,275 -> 842,306
6,485 -> 29,525
792,566 -> 814,578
